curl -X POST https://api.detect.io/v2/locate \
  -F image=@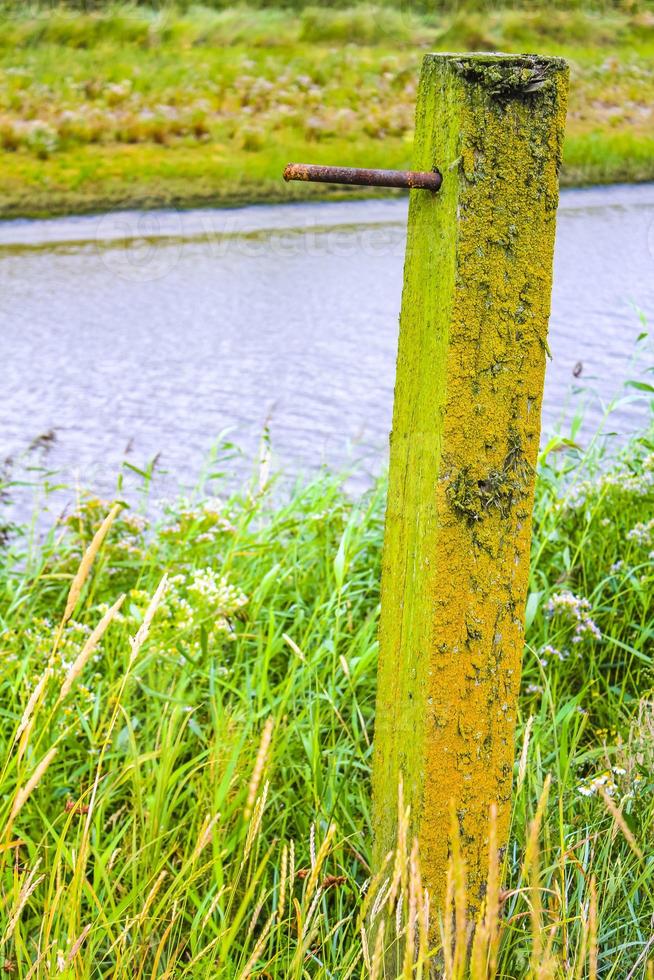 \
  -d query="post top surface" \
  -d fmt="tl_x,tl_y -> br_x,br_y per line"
424,52 -> 567,67
422,52 -> 568,97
